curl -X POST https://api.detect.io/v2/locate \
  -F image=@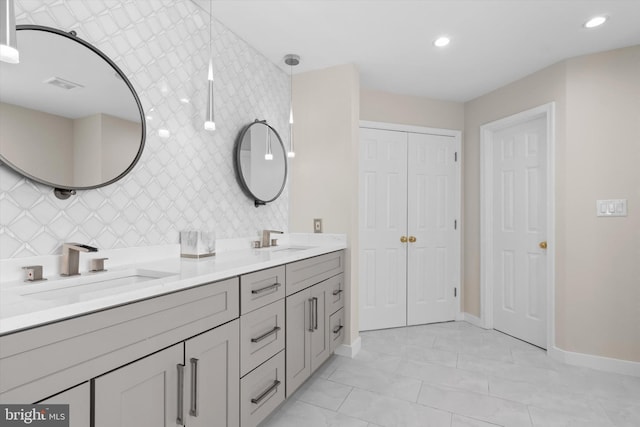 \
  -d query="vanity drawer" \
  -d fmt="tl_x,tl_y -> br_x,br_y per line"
327,273 -> 345,315
0,278 -> 239,403
286,251 -> 344,296
240,350 -> 285,427
240,299 -> 285,376
329,308 -> 345,353
240,265 -> 286,314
